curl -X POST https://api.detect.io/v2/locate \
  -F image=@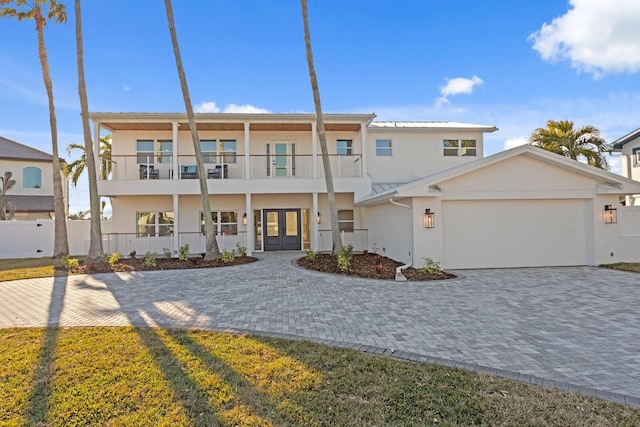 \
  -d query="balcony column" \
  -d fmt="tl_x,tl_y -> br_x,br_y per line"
245,193 -> 253,255
93,122 -> 101,179
311,121 -> 318,178
173,194 -> 179,255
172,122 -> 179,180
312,191 -> 319,251
360,122 -> 368,178
244,122 -> 251,179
